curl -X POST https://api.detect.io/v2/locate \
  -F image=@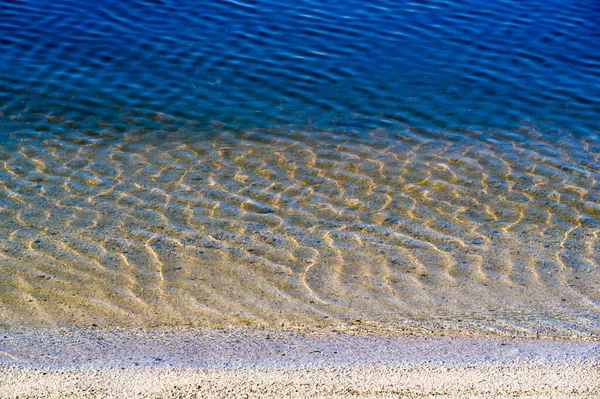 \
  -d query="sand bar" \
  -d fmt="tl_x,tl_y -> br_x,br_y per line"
0,327 -> 599,398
